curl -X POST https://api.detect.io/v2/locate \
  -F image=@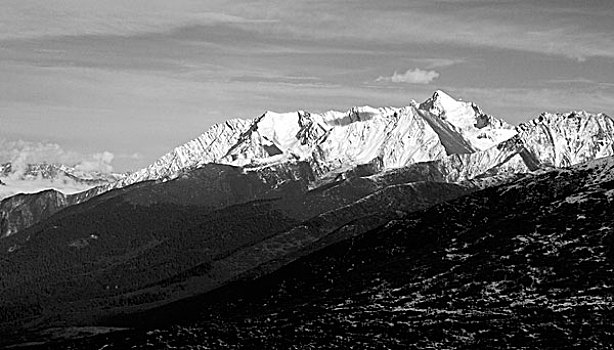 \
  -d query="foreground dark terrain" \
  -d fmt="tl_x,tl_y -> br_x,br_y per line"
11,157 -> 614,349
0,160 -> 477,347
